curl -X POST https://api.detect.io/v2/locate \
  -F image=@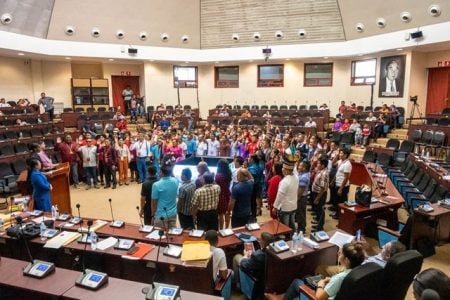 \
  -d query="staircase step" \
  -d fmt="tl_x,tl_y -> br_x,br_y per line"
350,153 -> 363,161
351,146 -> 366,155
391,128 -> 408,135
387,133 -> 408,140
